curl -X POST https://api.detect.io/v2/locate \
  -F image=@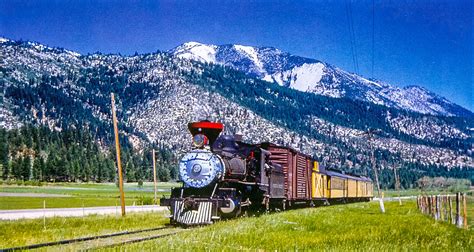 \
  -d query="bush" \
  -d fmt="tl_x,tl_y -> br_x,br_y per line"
23,180 -> 44,186
417,176 -> 470,191
137,195 -> 154,205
